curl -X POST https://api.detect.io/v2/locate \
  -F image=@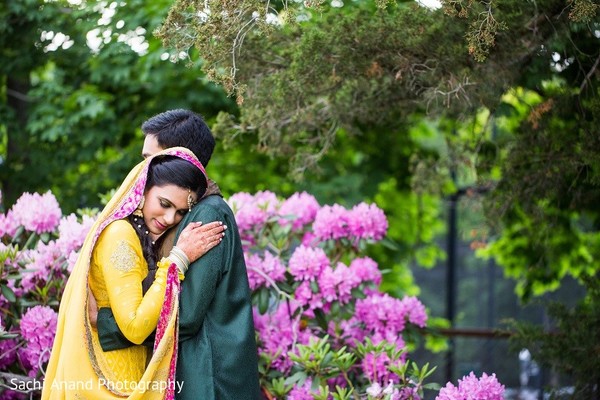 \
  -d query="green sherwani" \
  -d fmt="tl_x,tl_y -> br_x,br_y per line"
97,195 -> 261,399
